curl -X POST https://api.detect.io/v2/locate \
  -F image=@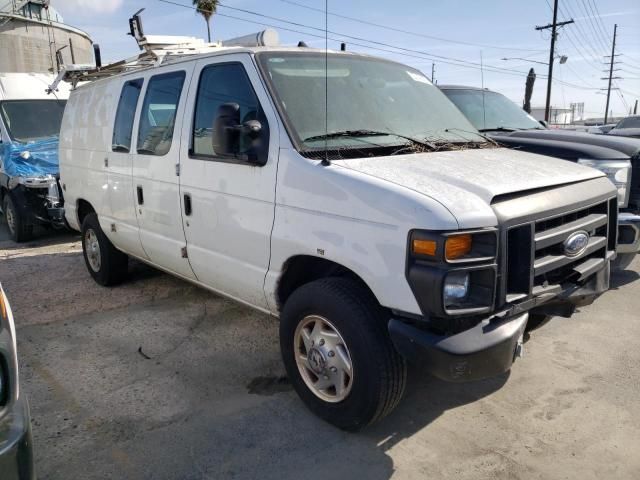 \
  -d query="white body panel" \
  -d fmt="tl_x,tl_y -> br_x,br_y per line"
177,54 -> 280,309
59,49 -> 606,318
131,63 -> 196,279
